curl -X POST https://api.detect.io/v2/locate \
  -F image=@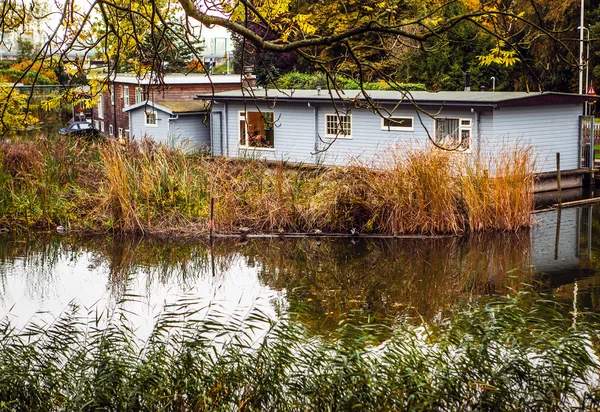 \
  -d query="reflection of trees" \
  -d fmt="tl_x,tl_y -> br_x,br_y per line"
0,233 -> 534,331
0,235 -> 85,301
236,234 -> 533,328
